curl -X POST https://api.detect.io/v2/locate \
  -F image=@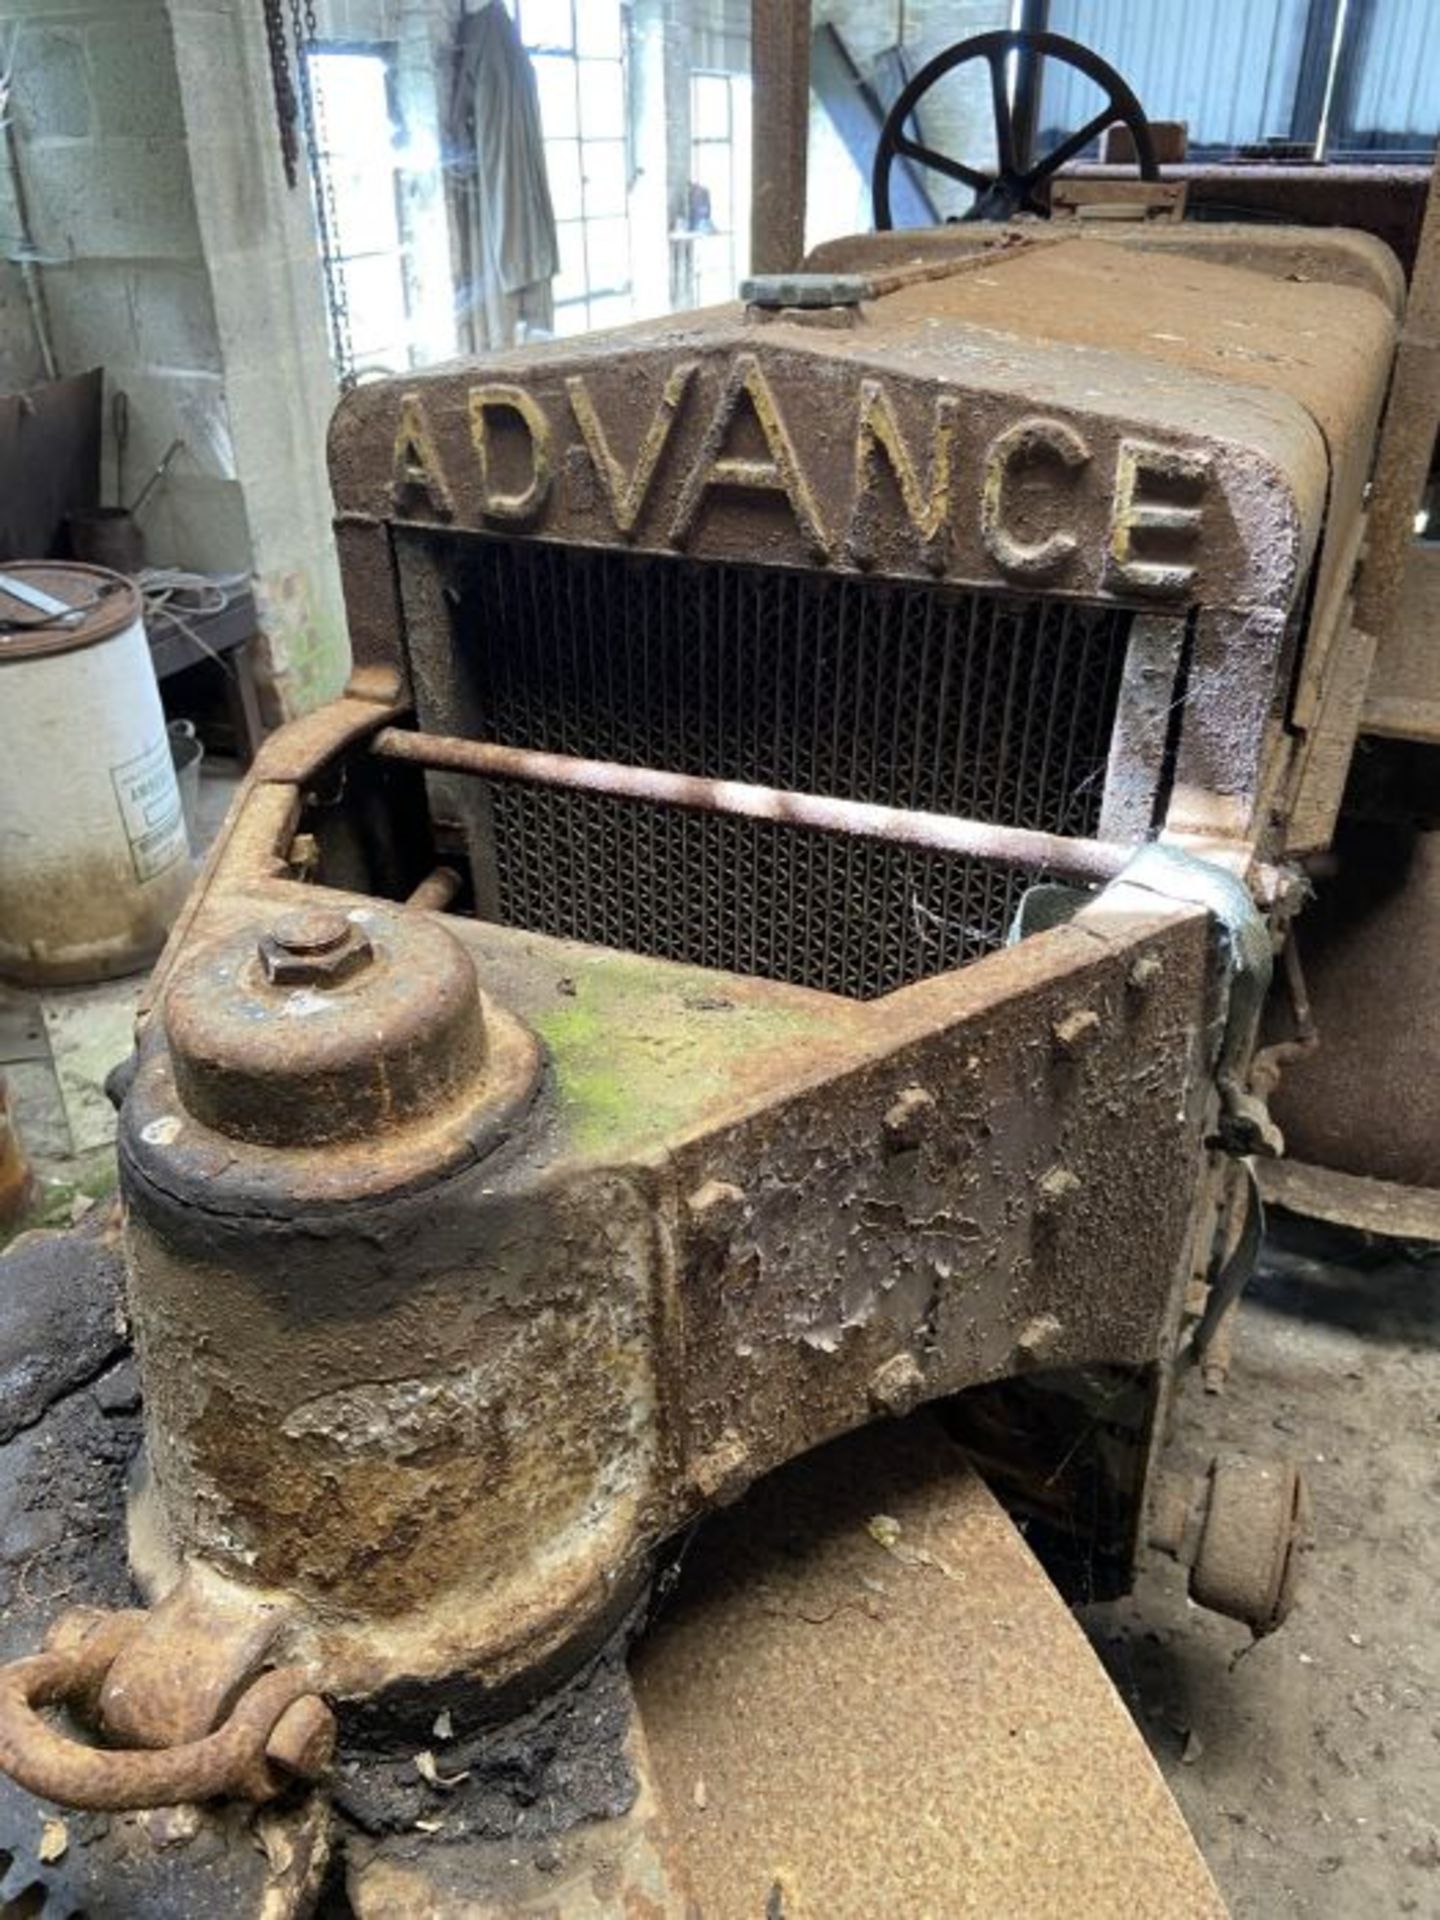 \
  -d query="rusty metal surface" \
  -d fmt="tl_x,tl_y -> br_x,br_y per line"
329,234 -> 1353,688
328,225 -> 1397,859
390,542 -> 1152,993
808,218 -> 1406,312
1065,163 -> 1429,279
97,1571 -> 289,1750
1257,1157 -> 1440,1243
1188,1456 -> 1309,1639
1359,163 -> 1440,738
633,1415 -> 1228,1918
111,854 -> 1215,1708
3,181 -> 1378,1896
0,1608 -> 333,1811
333,236 -> 1336,612
371,724 -> 1137,886
126,899 -> 542,1209
406,864 -> 463,911
163,903 -> 489,1149
1364,545 -> 1440,745
0,1213 -> 342,1915
1271,819 -> 1440,1189
749,0 -> 810,276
